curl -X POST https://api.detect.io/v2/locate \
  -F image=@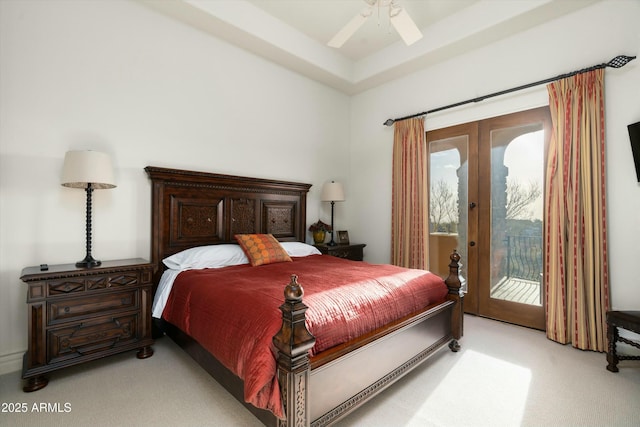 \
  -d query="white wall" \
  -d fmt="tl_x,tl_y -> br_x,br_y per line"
348,0 -> 640,316
0,0 -> 350,372
2,0 -> 639,374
